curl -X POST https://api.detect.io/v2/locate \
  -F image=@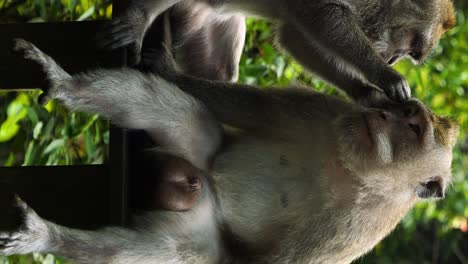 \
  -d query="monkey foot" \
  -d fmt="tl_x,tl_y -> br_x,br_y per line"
0,196 -> 50,256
